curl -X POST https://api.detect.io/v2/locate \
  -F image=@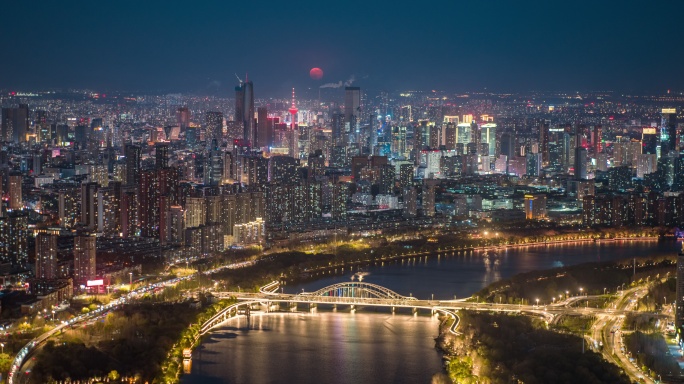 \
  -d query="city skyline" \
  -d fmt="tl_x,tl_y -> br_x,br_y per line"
2,1 -> 684,94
